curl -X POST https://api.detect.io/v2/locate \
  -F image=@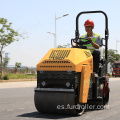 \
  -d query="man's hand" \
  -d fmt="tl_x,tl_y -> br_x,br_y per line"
87,37 -> 92,43
87,37 -> 99,49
